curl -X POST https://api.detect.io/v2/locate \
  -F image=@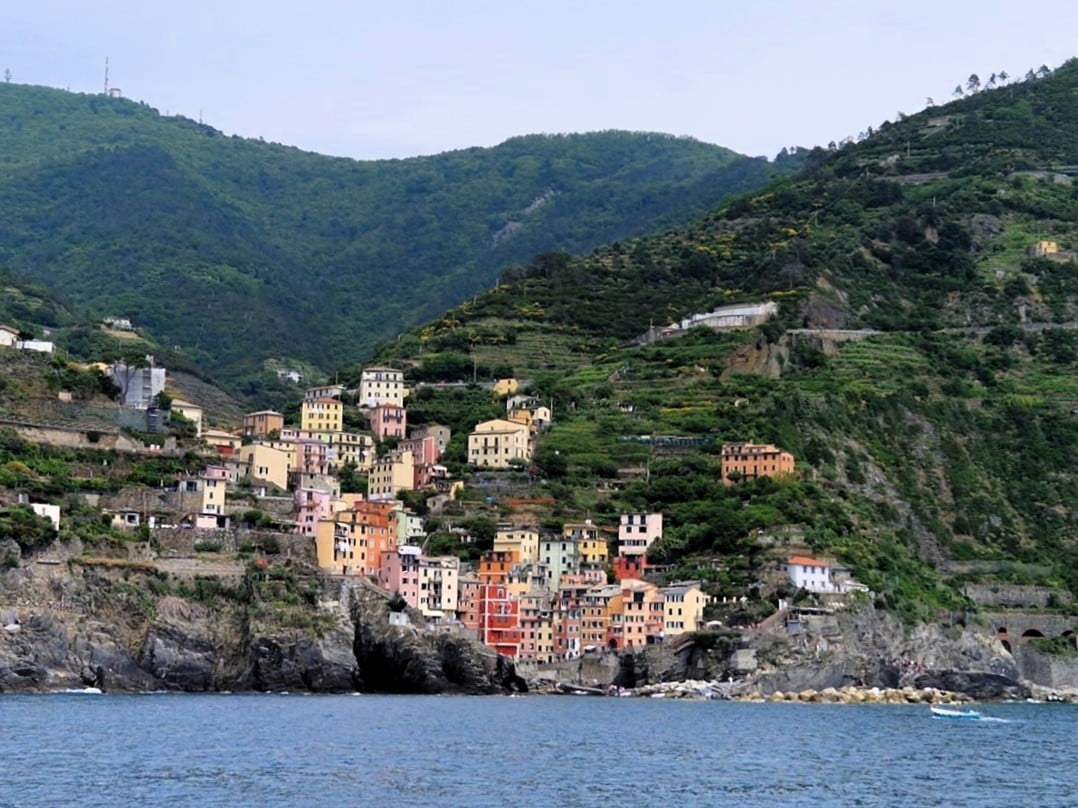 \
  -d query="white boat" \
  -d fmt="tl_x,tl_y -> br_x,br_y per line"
930,705 -> 981,720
